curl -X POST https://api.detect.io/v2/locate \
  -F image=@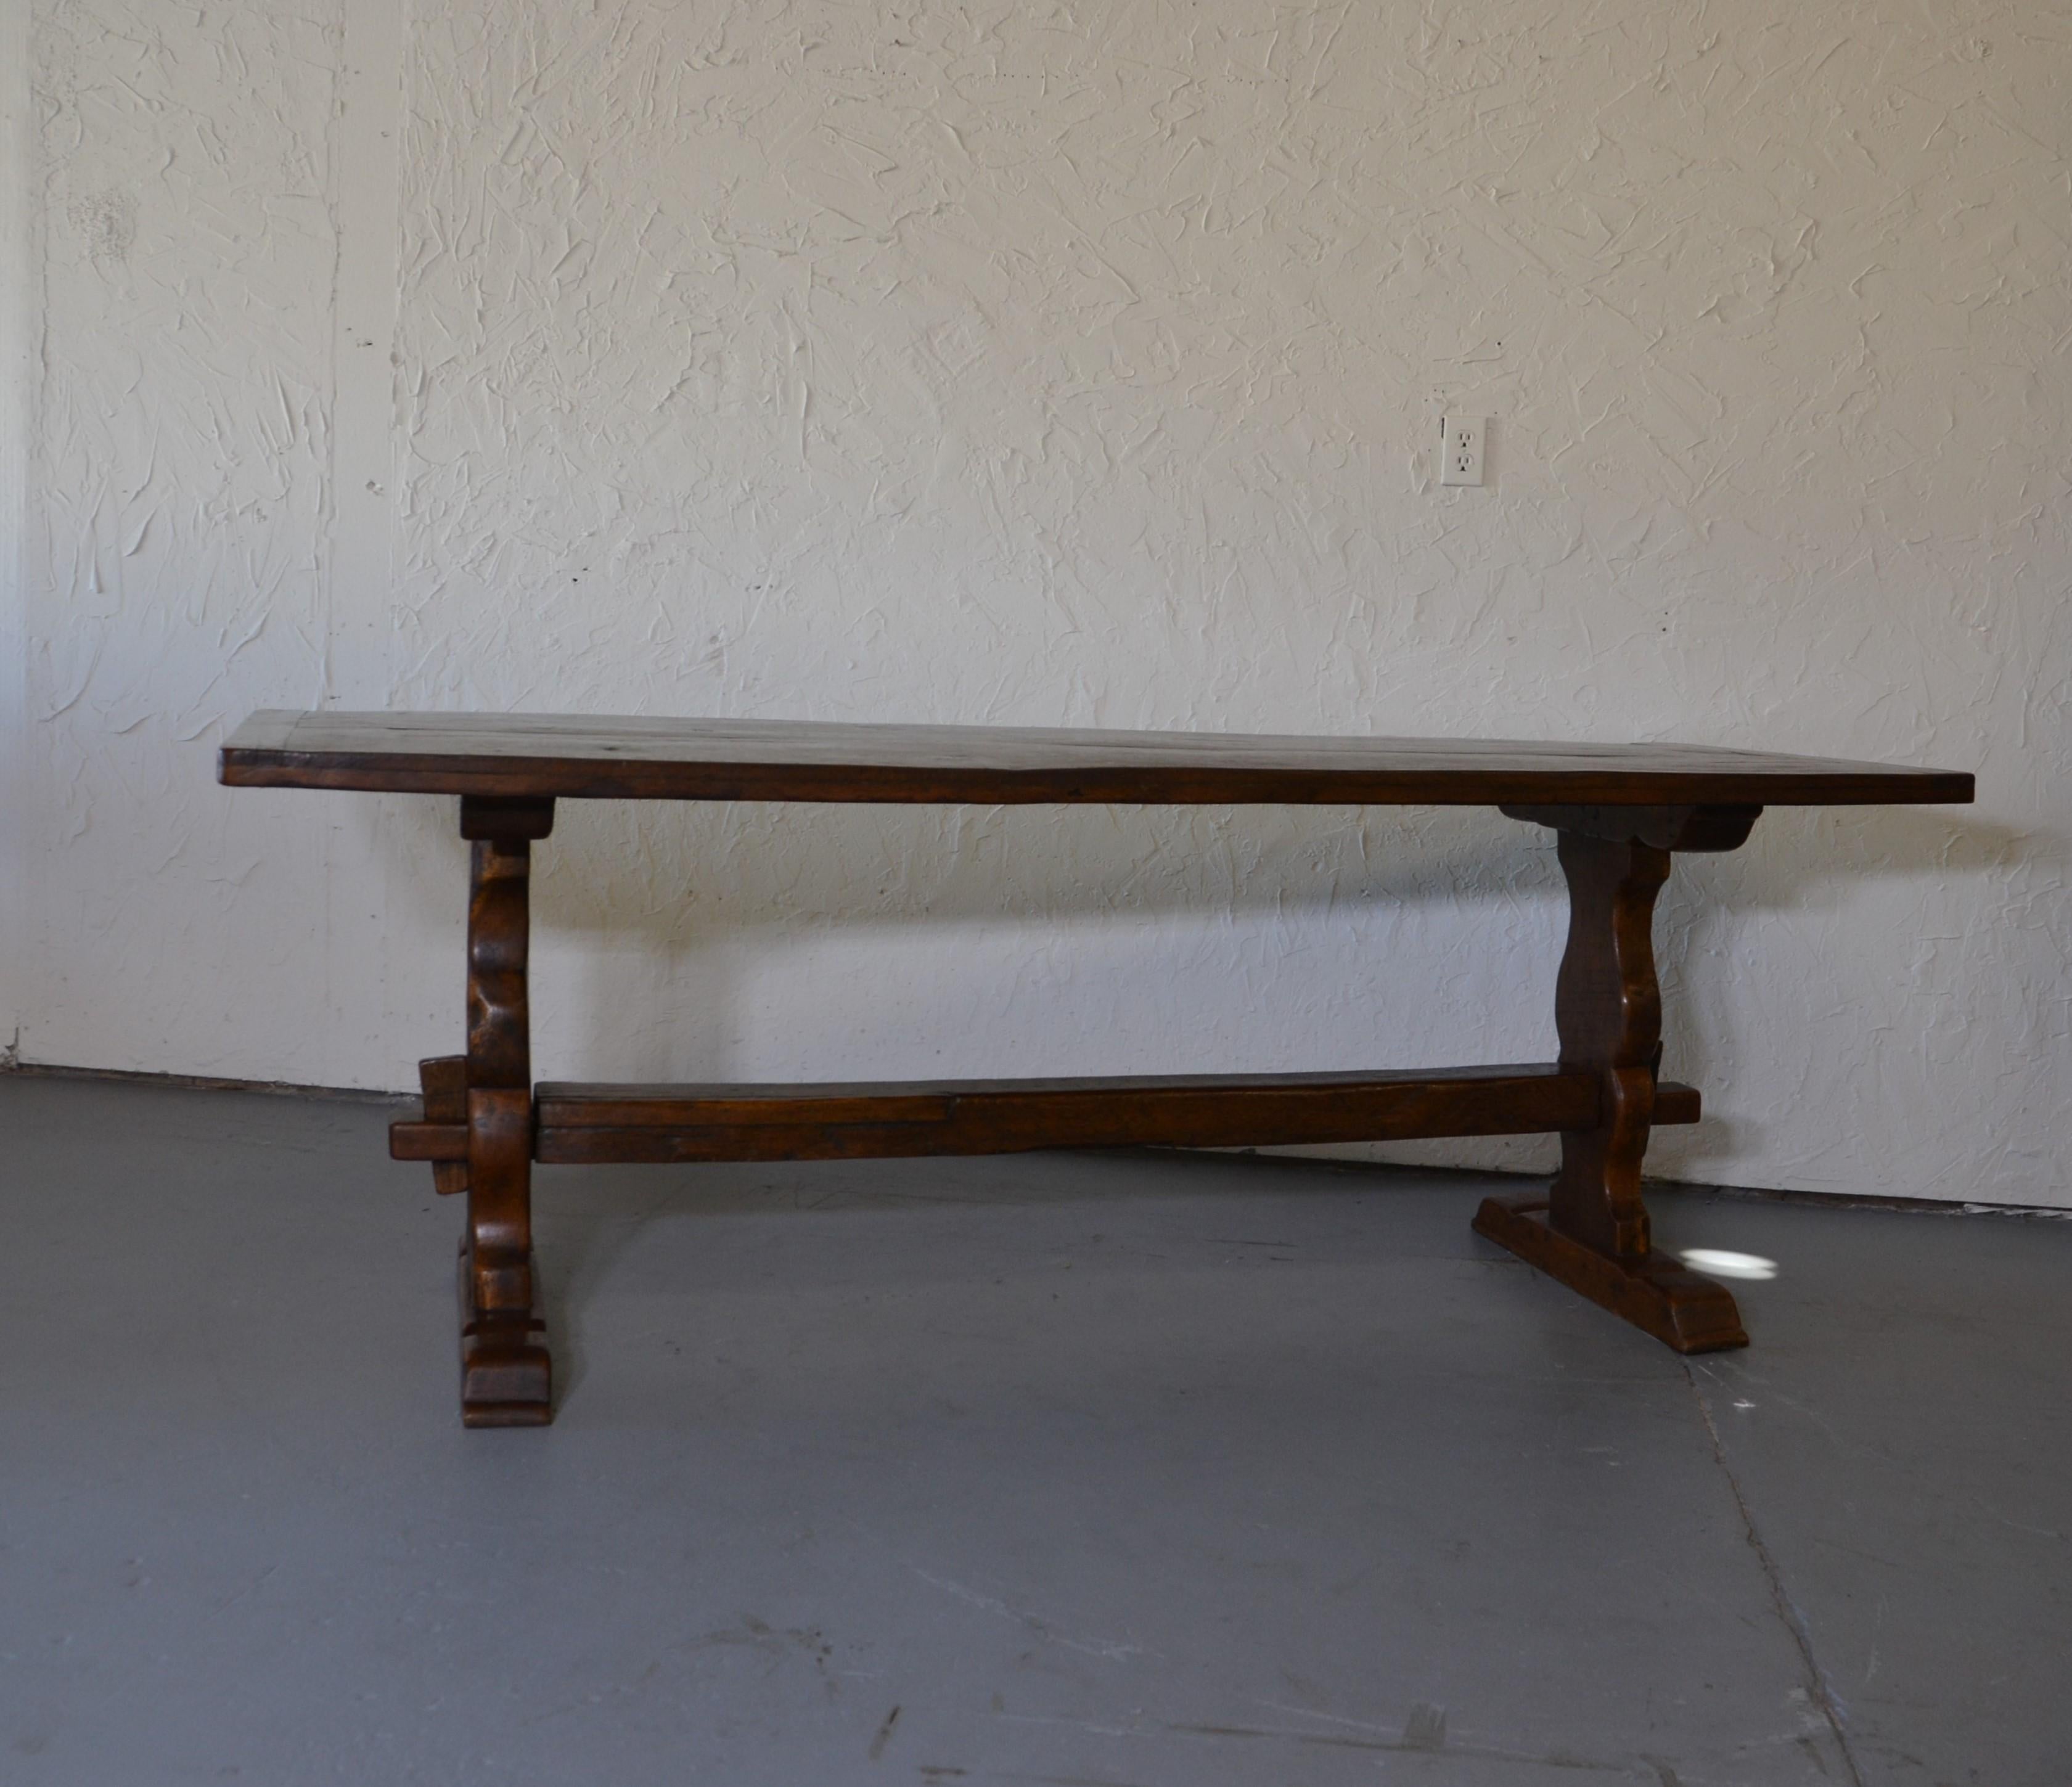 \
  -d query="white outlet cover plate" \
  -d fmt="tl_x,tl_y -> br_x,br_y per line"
1439,416 -> 1486,486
